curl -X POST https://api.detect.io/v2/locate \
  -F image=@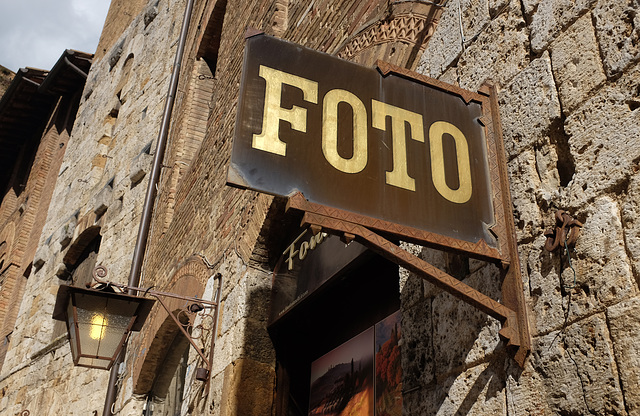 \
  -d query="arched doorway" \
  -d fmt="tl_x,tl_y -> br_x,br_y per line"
143,330 -> 191,416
